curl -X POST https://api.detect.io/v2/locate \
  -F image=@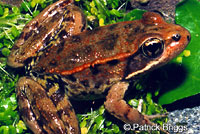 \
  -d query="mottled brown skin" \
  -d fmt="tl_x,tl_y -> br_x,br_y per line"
17,76 -> 79,134
31,12 -> 190,98
7,0 -> 86,68
7,0 -> 191,133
